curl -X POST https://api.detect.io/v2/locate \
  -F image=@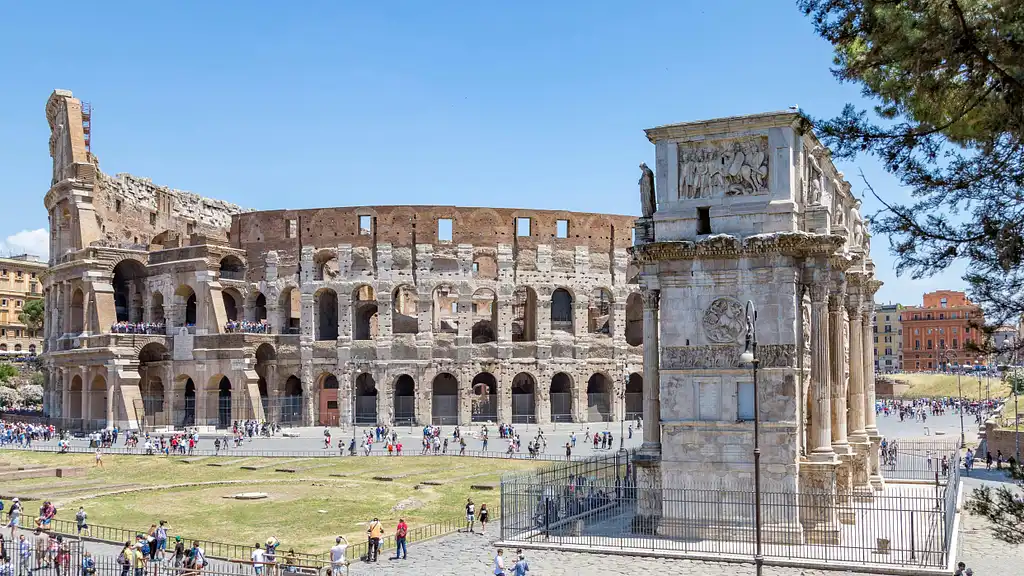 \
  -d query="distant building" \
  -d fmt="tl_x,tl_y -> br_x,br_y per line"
873,303 -> 902,372
901,290 -> 984,371
992,325 -> 1018,366
0,254 -> 47,355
